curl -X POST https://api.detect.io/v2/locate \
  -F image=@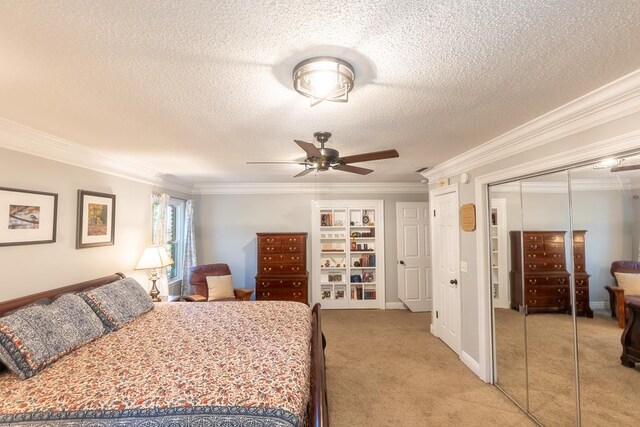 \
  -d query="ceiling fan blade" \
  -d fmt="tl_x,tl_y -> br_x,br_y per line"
611,165 -> 640,172
340,149 -> 399,164
333,164 -> 374,175
294,168 -> 316,178
247,161 -> 307,165
294,140 -> 322,158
